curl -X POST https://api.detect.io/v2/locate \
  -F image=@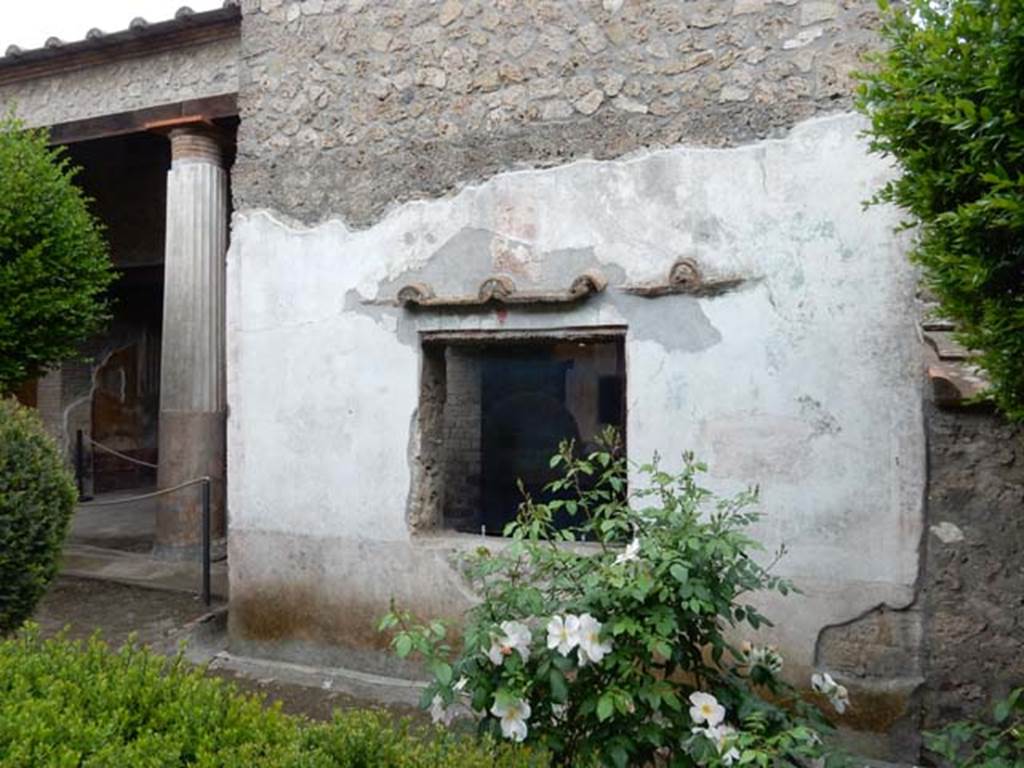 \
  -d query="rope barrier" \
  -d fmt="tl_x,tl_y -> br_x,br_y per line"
77,476 -> 210,507
87,437 -> 159,469
75,475 -> 215,606
73,429 -> 214,606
